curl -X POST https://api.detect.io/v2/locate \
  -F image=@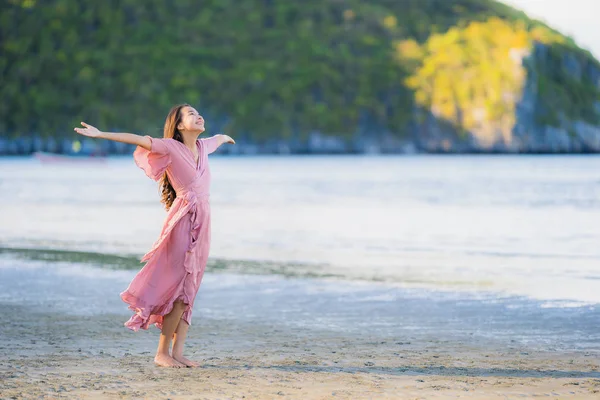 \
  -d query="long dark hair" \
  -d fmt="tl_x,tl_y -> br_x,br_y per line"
160,103 -> 190,210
